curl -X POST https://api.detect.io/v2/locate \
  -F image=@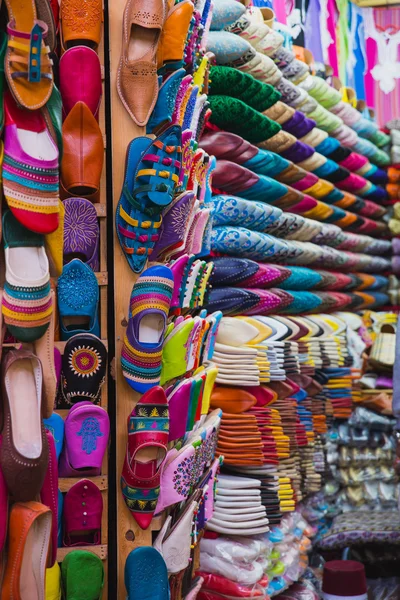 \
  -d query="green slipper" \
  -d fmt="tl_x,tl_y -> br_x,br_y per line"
209,95 -> 281,143
42,85 -> 63,158
209,65 -> 281,111
61,551 -> 104,600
